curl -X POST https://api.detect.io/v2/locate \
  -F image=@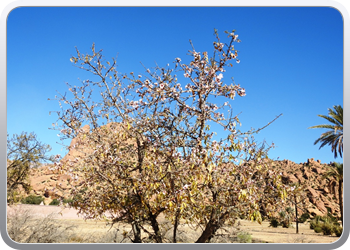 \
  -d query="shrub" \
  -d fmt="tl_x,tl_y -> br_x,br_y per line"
321,222 -> 334,235
237,232 -> 252,243
269,218 -> 279,228
333,226 -> 343,237
49,199 -> 60,206
21,195 -> 44,205
314,226 -> 322,233
63,198 -> 73,204
281,220 -> 292,228
325,213 -> 340,226
310,215 -> 322,229
7,190 -> 23,204
299,212 -> 310,223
